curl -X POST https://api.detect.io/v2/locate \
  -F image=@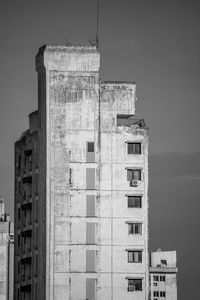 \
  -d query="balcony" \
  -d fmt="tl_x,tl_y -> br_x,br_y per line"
21,256 -> 32,264
21,229 -> 32,237
23,176 -> 32,184
117,116 -> 146,128
21,202 -> 32,210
